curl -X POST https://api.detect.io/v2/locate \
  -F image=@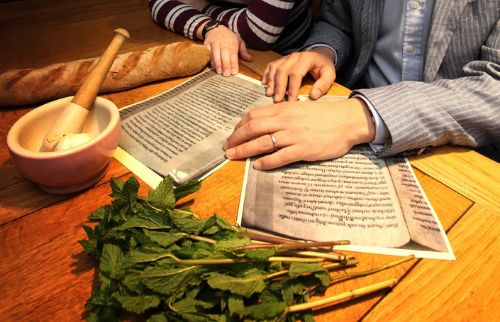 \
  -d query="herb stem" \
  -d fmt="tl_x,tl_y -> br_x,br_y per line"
287,278 -> 398,313
176,256 -> 326,265
329,255 -> 415,283
266,259 -> 359,280
189,235 -> 217,244
280,250 -> 346,262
